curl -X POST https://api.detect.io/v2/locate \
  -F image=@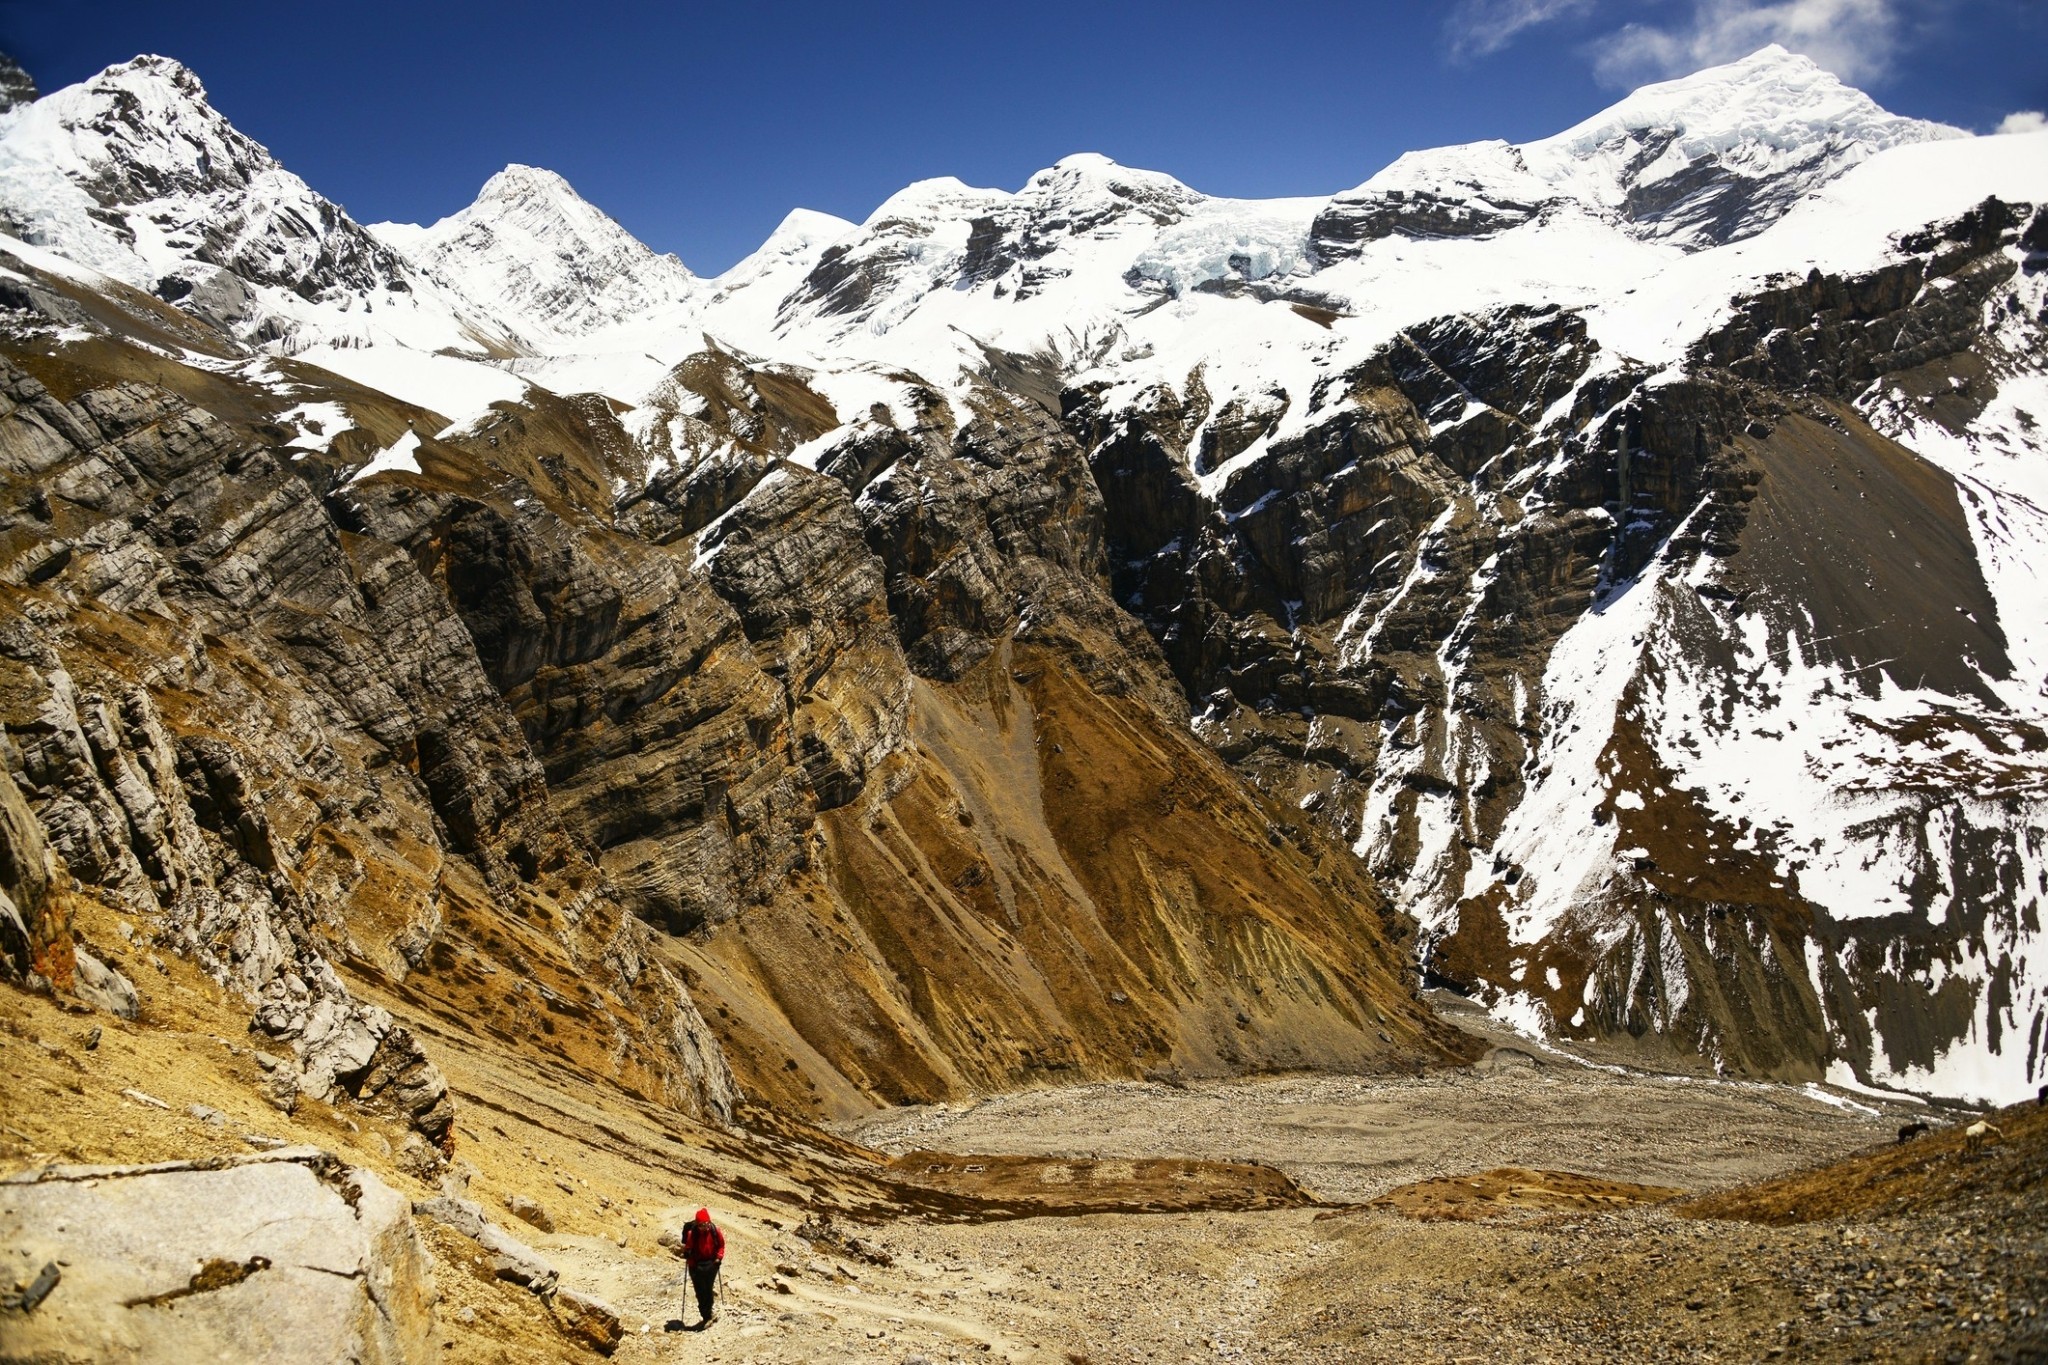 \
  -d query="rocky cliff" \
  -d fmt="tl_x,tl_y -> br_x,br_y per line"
1086,199 -> 2048,1098
0,221 -> 1465,1144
